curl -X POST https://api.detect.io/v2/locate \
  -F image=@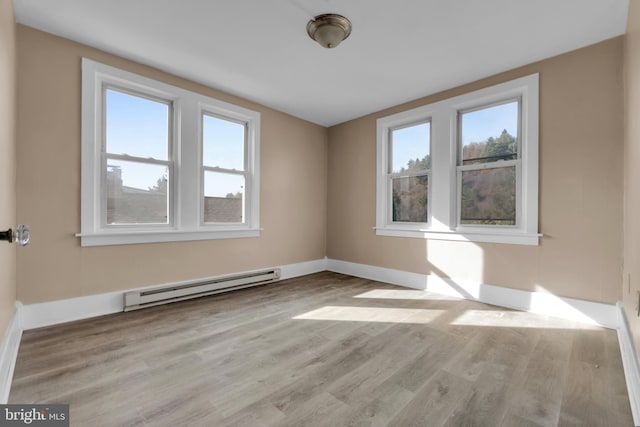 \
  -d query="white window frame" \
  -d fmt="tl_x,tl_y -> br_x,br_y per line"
80,58 -> 260,246
376,74 -> 539,245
